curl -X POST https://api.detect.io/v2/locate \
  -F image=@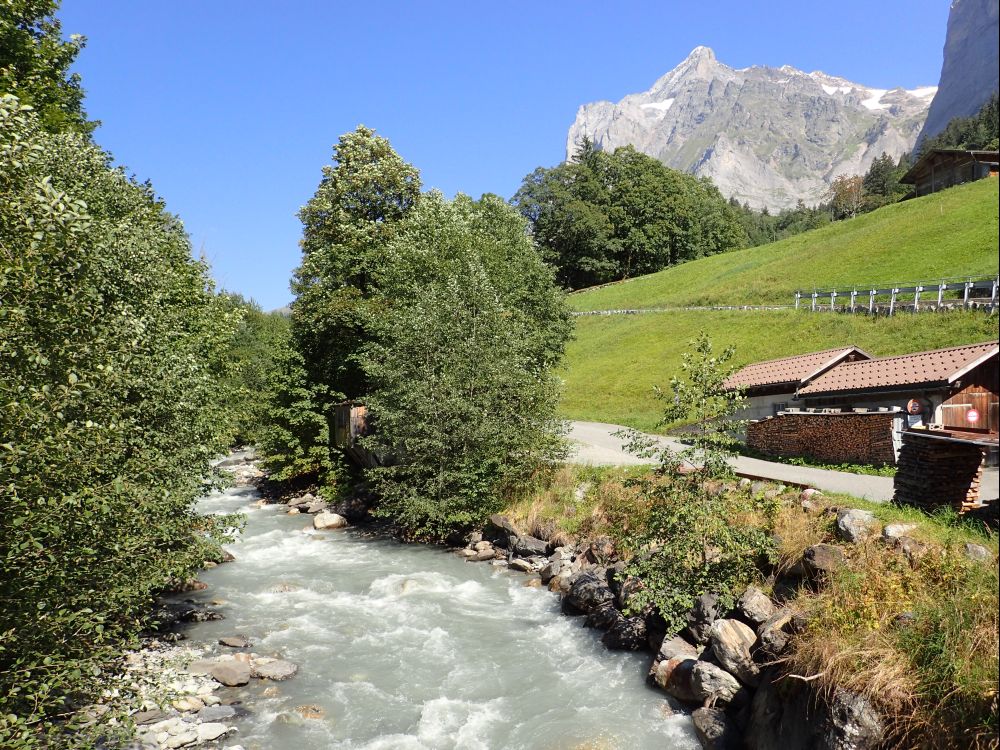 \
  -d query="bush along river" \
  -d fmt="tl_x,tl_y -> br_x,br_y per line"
121,454 -> 700,750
